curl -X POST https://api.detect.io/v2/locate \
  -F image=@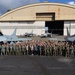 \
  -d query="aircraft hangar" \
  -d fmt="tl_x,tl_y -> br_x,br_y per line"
0,2 -> 75,36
